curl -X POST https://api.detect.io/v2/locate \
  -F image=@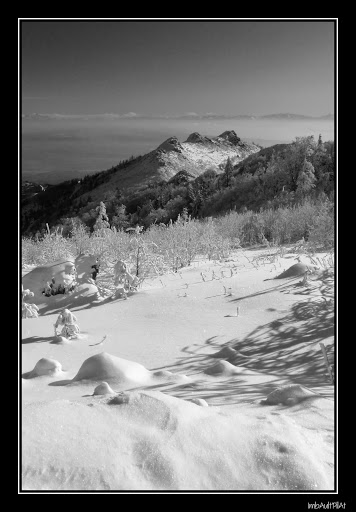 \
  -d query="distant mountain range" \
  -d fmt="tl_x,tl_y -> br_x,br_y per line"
22,112 -> 335,121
